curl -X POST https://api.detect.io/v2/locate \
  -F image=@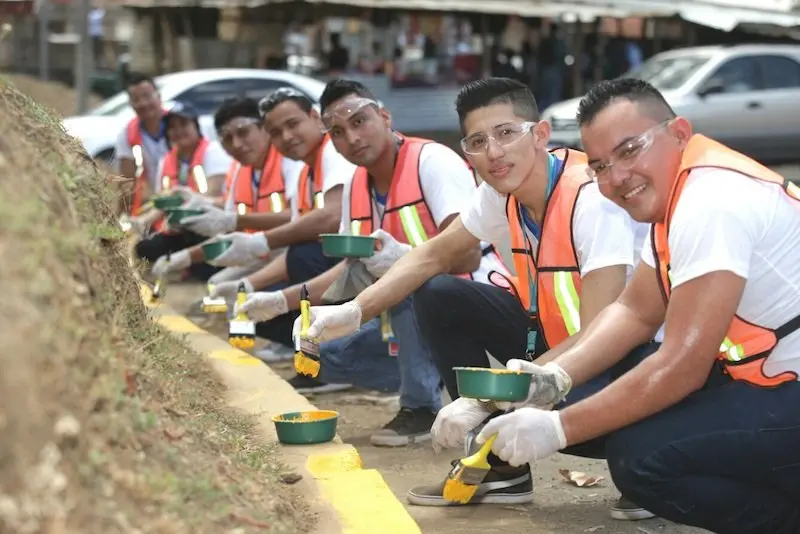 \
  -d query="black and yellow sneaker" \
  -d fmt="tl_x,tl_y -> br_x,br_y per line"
406,462 -> 533,506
